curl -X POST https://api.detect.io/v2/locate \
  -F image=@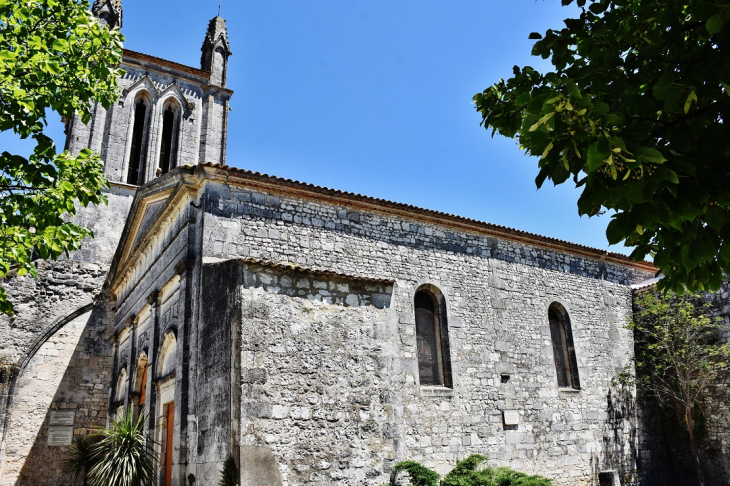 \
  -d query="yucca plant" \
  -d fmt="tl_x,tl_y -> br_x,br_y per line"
62,435 -> 101,486
85,409 -> 158,486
